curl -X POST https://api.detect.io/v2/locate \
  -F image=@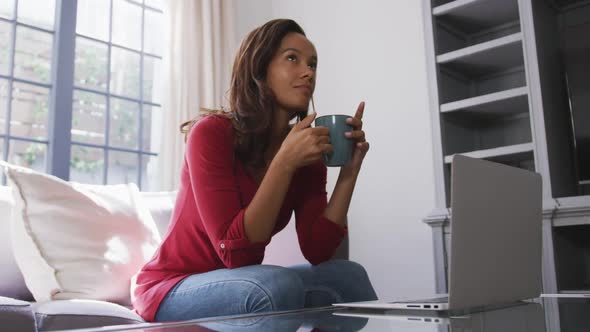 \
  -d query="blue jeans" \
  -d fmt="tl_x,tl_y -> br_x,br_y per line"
154,259 -> 378,322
